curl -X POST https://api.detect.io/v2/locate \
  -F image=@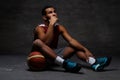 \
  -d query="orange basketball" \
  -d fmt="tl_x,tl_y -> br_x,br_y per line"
27,51 -> 46,71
